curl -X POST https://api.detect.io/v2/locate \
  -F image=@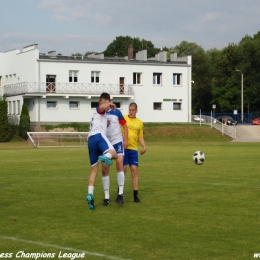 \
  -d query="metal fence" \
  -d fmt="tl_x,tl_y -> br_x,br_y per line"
192,115 -> 236,139
27,132 -> 89,148
4,82 -> 134,96
8,115 -> 19,125
197,112 -> 252,124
